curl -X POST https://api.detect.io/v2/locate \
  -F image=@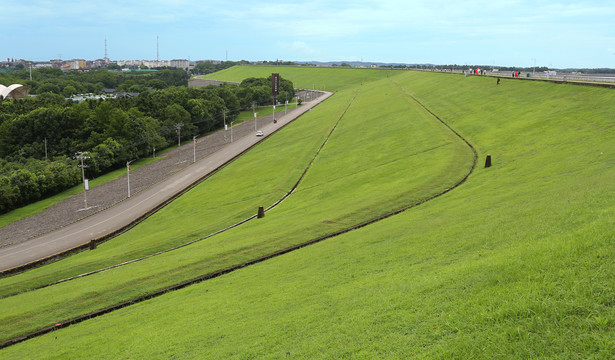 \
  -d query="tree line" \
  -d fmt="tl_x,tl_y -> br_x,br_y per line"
1,67 -> 189,97
0,69 -> 294,213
